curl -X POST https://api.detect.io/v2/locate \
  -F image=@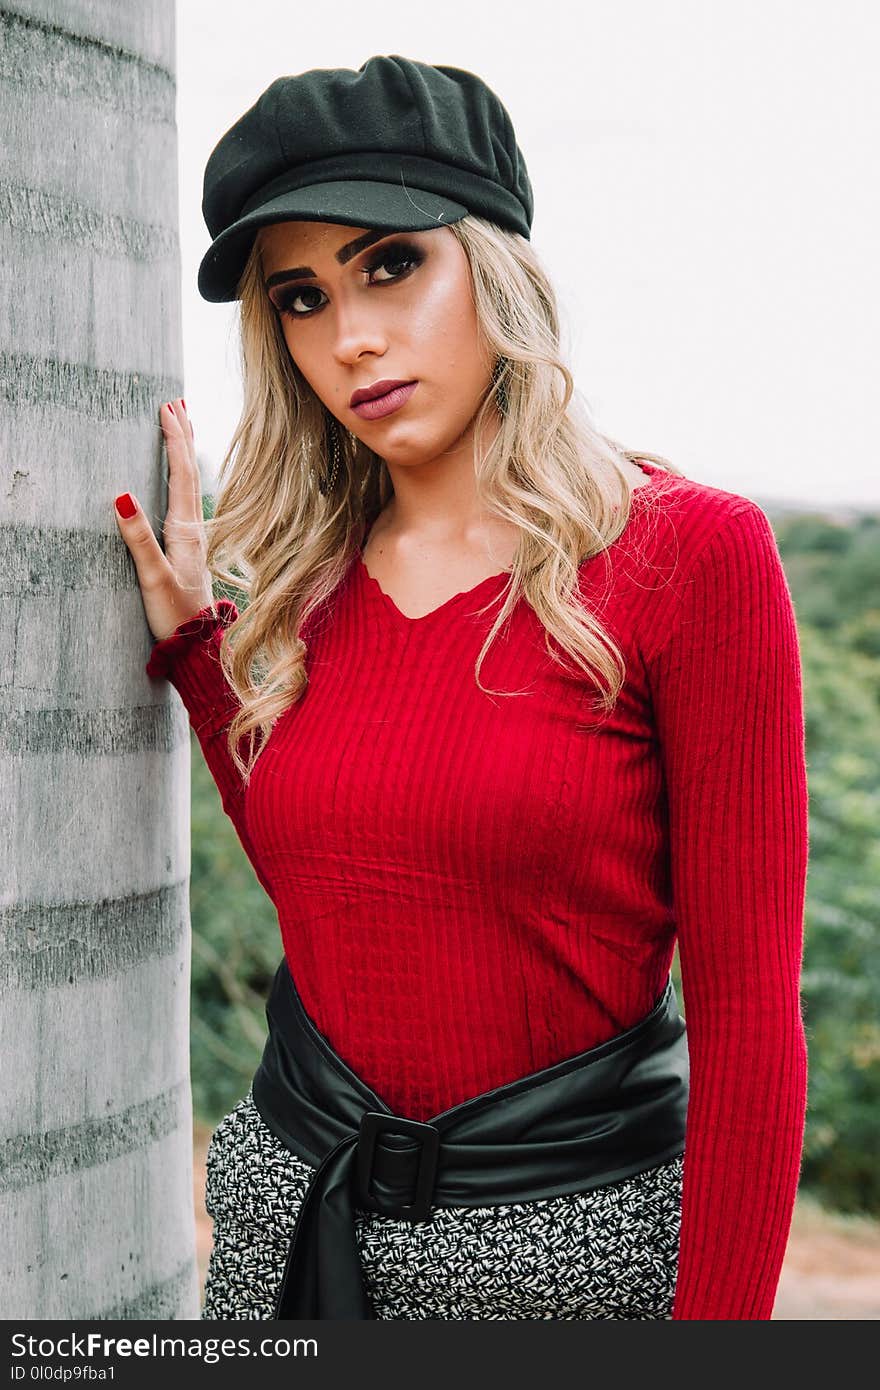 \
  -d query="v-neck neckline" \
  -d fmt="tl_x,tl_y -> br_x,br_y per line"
354,459 -> 665,628
356,554 -> 510,628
